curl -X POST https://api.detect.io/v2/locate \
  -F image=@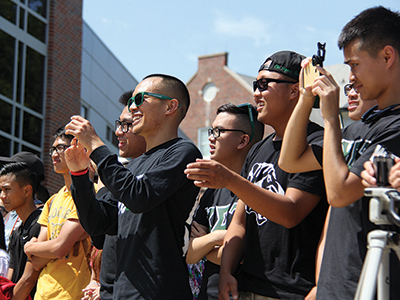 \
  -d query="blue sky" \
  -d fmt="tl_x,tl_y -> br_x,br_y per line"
83,1 -> 400,83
